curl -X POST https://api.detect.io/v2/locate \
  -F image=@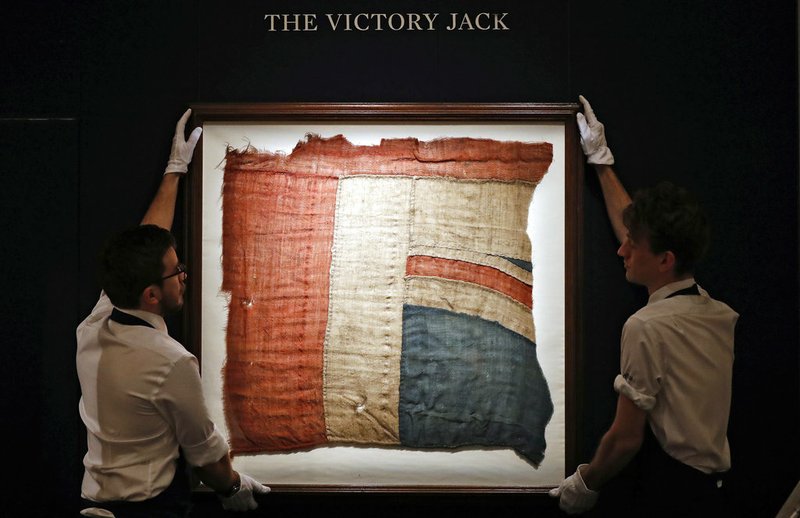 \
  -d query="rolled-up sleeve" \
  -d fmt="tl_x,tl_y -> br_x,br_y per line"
615,316 -> 663,411
156,355 -> 230,467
